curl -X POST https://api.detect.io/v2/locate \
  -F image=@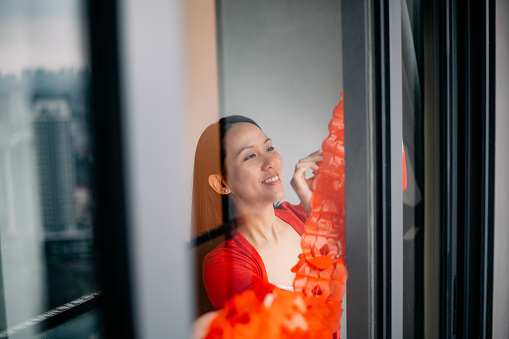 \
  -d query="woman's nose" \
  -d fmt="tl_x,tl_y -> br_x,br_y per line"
262,153 -> 275,170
